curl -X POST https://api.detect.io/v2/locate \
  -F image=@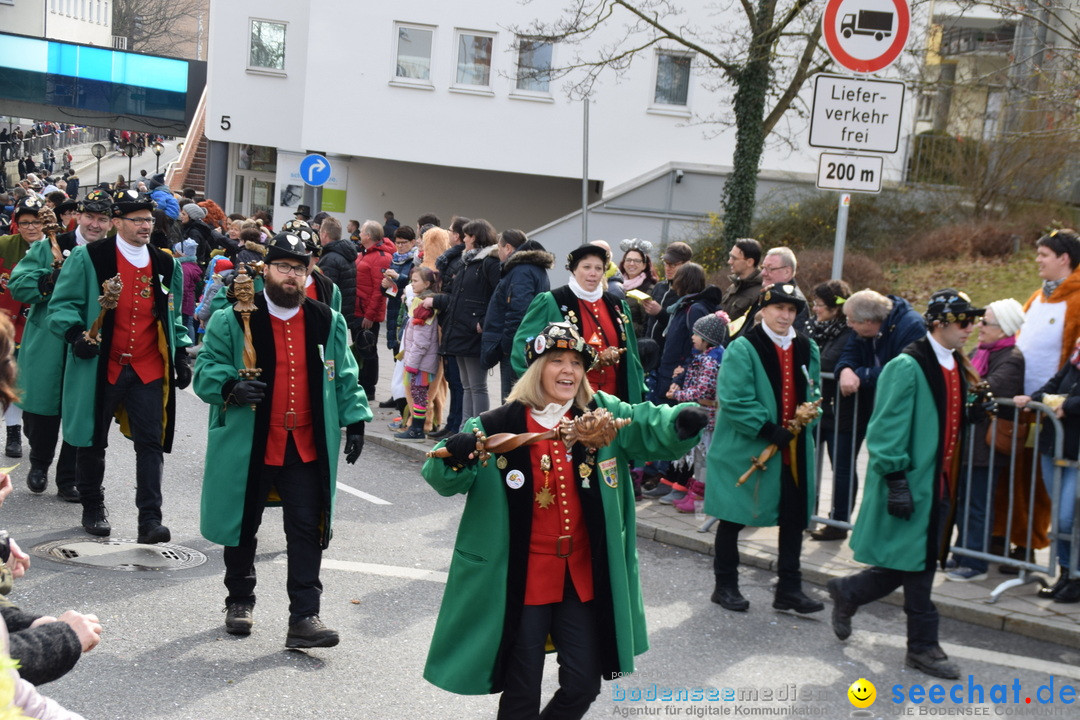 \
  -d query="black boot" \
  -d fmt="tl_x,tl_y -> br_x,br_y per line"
81,504 -> 111,537
5,426 -> 21,459
26,465 -> 47,494
1038,566 -> 1070,599
1054,579 -> 1080,604
710,581 -> 749,612
773,587 -> 825,614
